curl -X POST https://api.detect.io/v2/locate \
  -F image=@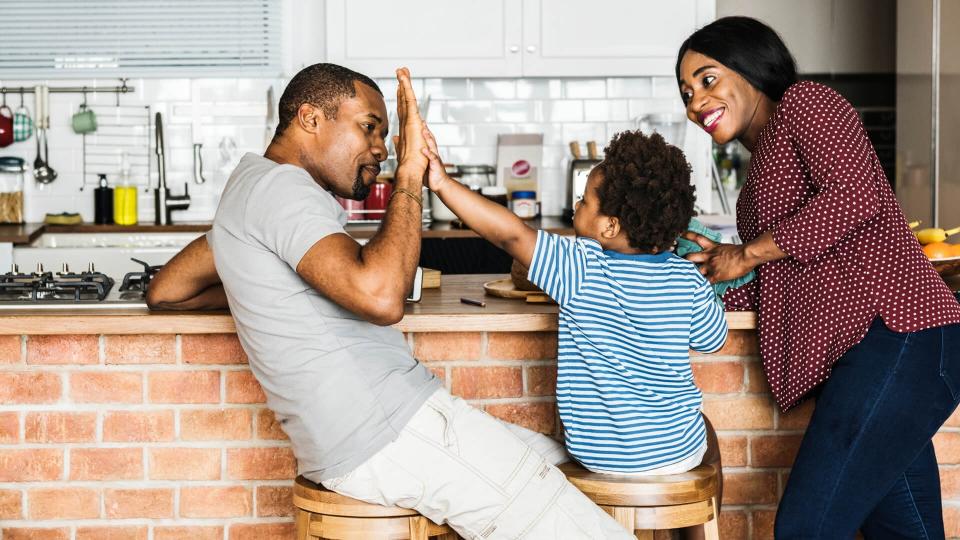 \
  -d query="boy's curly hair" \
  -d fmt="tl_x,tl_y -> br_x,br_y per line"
595,130 -> 695,252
